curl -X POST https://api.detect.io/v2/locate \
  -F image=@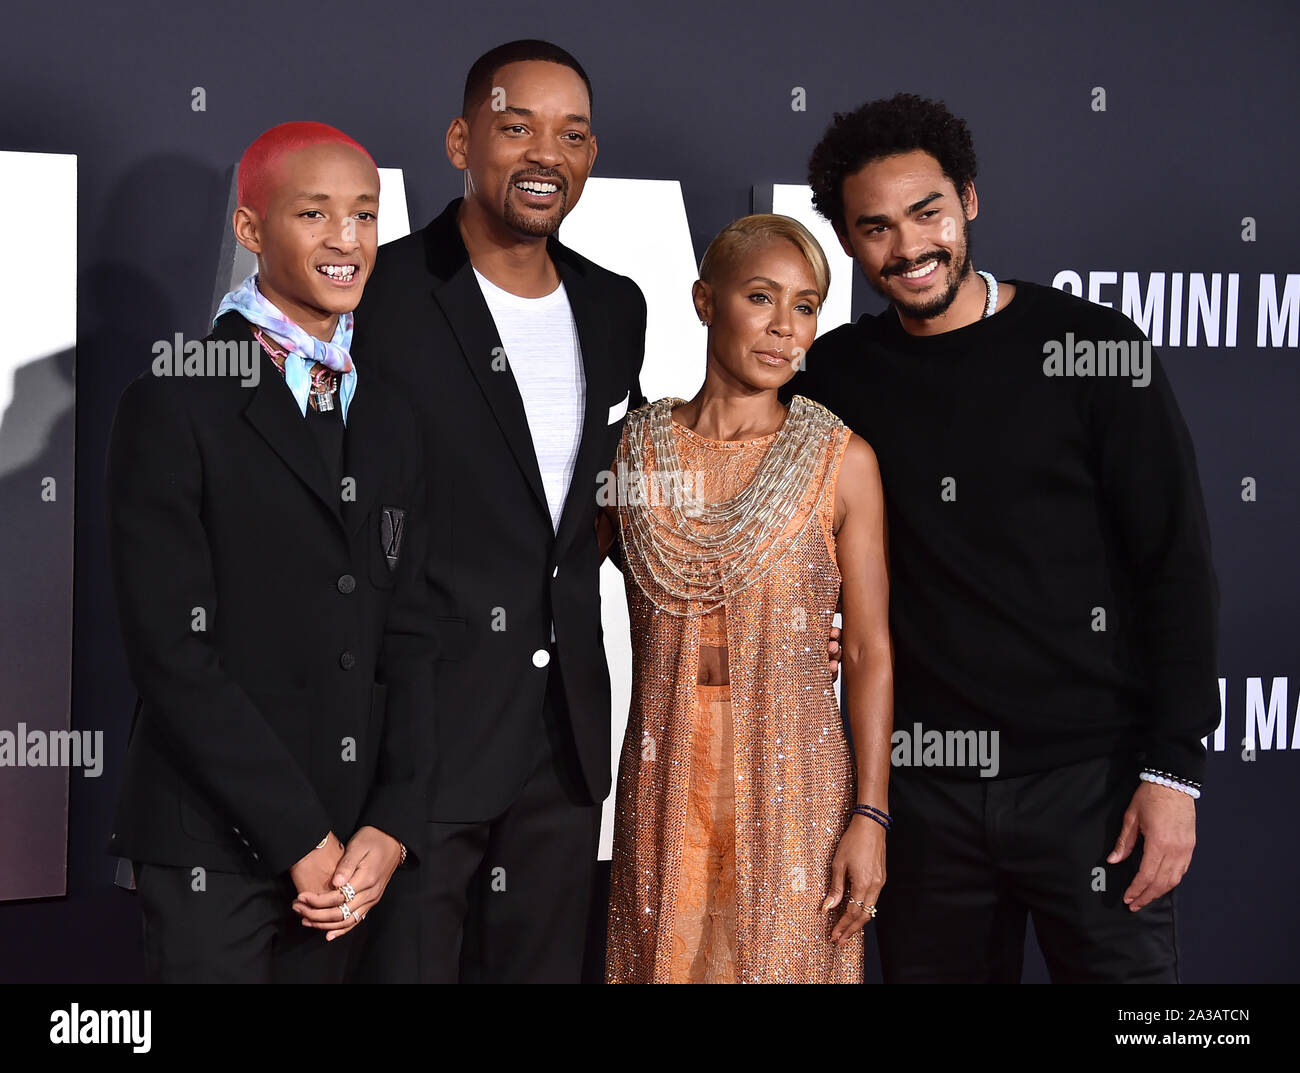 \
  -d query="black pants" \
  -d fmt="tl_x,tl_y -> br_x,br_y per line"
356,664 -> 601,984
877,752 -> 1181,983
133,862 -> 358,983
